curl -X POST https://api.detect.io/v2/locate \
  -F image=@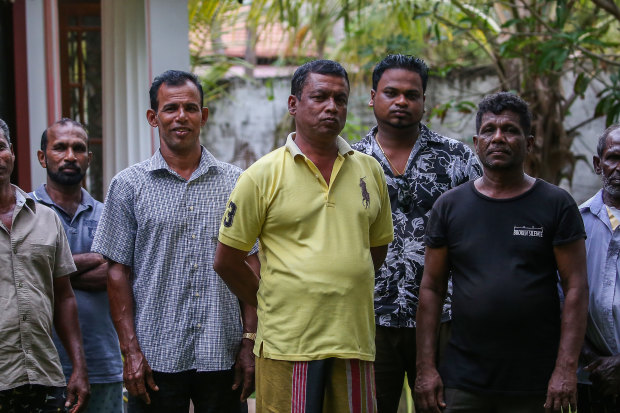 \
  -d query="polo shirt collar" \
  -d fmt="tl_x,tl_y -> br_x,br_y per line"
419,123 -> 445,145
147,146 -> 223,178
581,189 -> 604,216
31,184 -> 95,215
581,189 -> 613,231
285,132 -> 355,158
